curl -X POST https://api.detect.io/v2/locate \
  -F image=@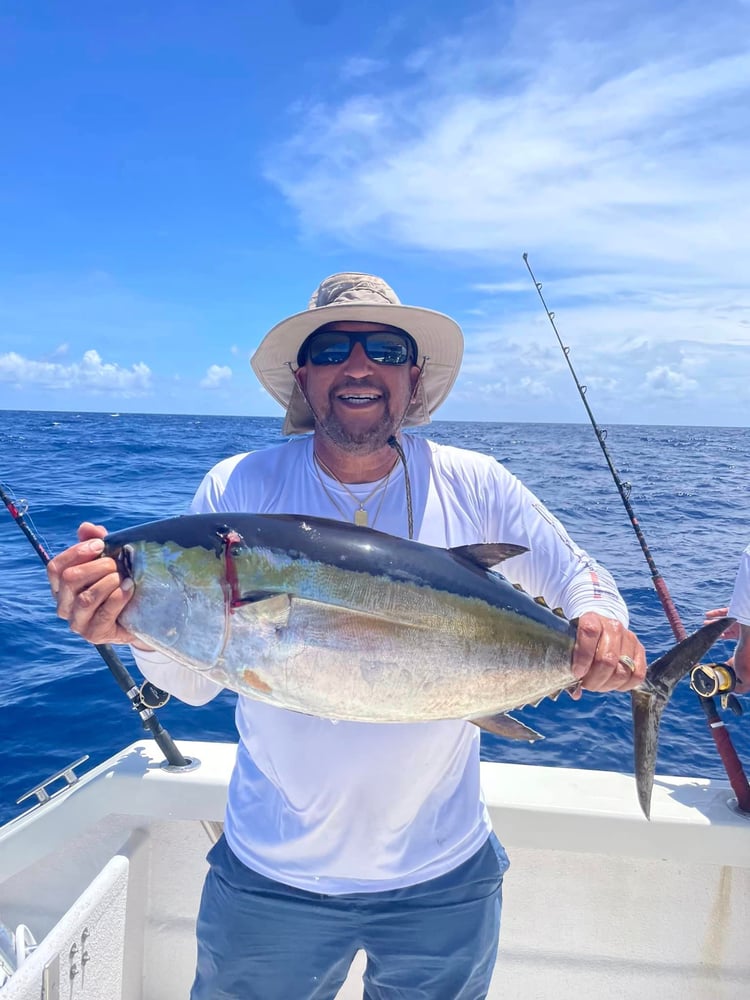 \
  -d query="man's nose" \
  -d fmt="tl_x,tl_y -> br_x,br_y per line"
341,341 -> 376,376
